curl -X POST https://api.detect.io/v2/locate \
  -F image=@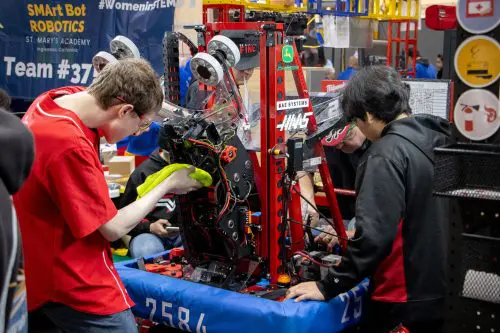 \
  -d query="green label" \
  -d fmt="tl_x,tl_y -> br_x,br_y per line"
277,63 -> 299,71
282,45 -> 294,63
